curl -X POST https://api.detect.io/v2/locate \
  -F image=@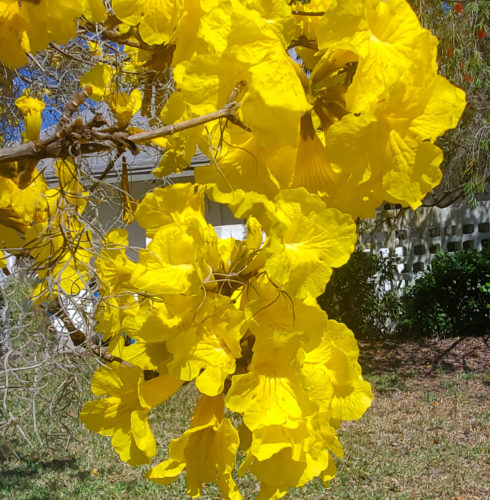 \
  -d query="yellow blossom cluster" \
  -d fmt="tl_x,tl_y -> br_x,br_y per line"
80,183 -> 372,499
185,0 -> 466,218
0,0 -> 467,498
0,96 -> 48,250
0,96 -> 91,302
